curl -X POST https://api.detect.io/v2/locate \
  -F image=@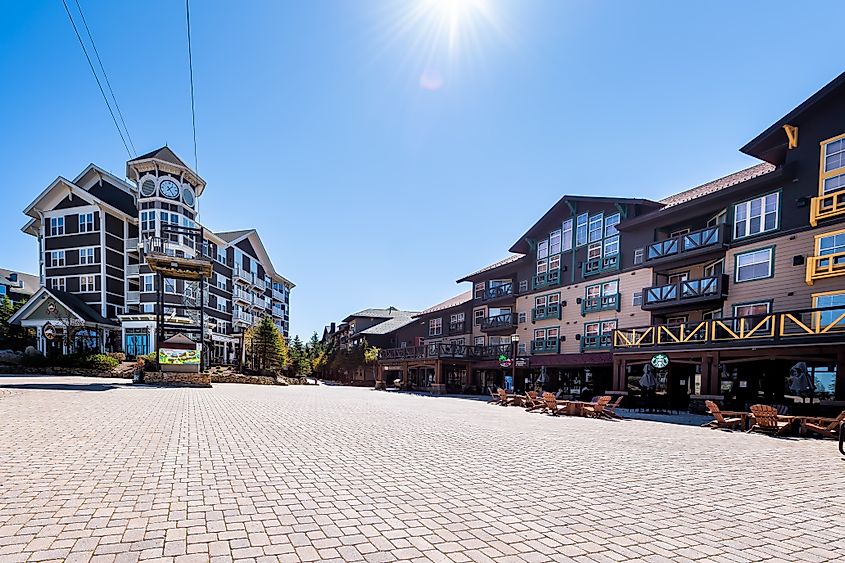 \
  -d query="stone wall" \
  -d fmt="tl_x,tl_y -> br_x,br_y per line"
0,366 -> 131,378
210,373 -> 279,385
143,371 -> 211,387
